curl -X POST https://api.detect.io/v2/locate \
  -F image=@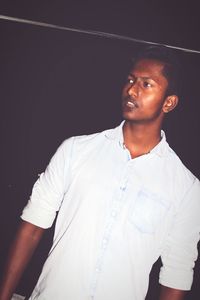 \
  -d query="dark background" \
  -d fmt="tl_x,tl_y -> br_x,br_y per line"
0,1 -> 200,299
